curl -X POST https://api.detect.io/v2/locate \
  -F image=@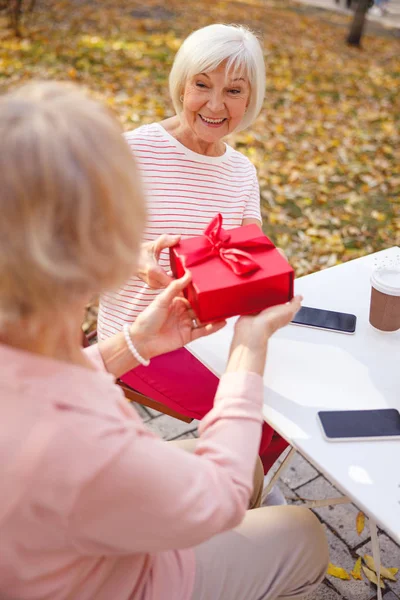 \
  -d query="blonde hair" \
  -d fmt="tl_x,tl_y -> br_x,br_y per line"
169,24 -> 266,133
0,81 -> 146,329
